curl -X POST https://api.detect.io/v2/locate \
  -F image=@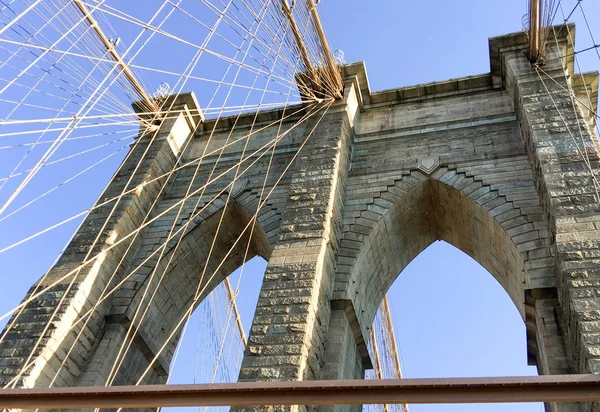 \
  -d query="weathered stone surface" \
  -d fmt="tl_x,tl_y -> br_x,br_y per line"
1,25 -> 599,412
